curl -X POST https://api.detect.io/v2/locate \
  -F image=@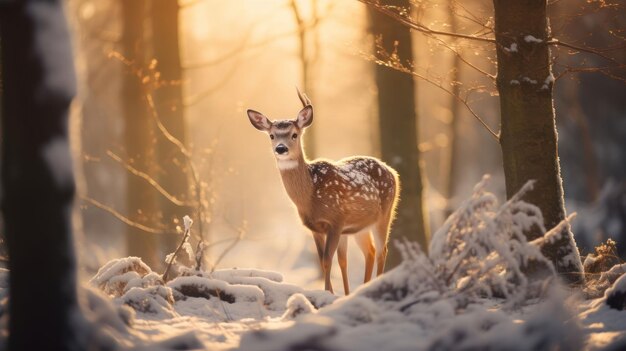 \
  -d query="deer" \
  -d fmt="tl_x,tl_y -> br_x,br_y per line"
246,90 -> 400,295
